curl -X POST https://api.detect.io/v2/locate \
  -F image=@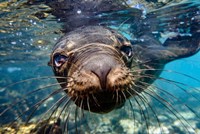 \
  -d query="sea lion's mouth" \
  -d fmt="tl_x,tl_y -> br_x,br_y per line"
67,66 -> 134,113
52,43 -> 135,113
